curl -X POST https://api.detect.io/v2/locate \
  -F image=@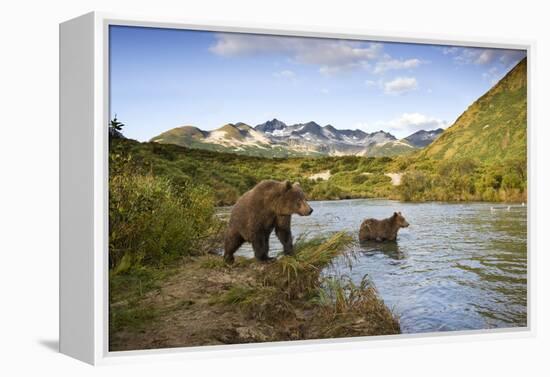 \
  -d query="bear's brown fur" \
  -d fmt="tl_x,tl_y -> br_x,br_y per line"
224,180 -> 313,263
359,212 -> 409,242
